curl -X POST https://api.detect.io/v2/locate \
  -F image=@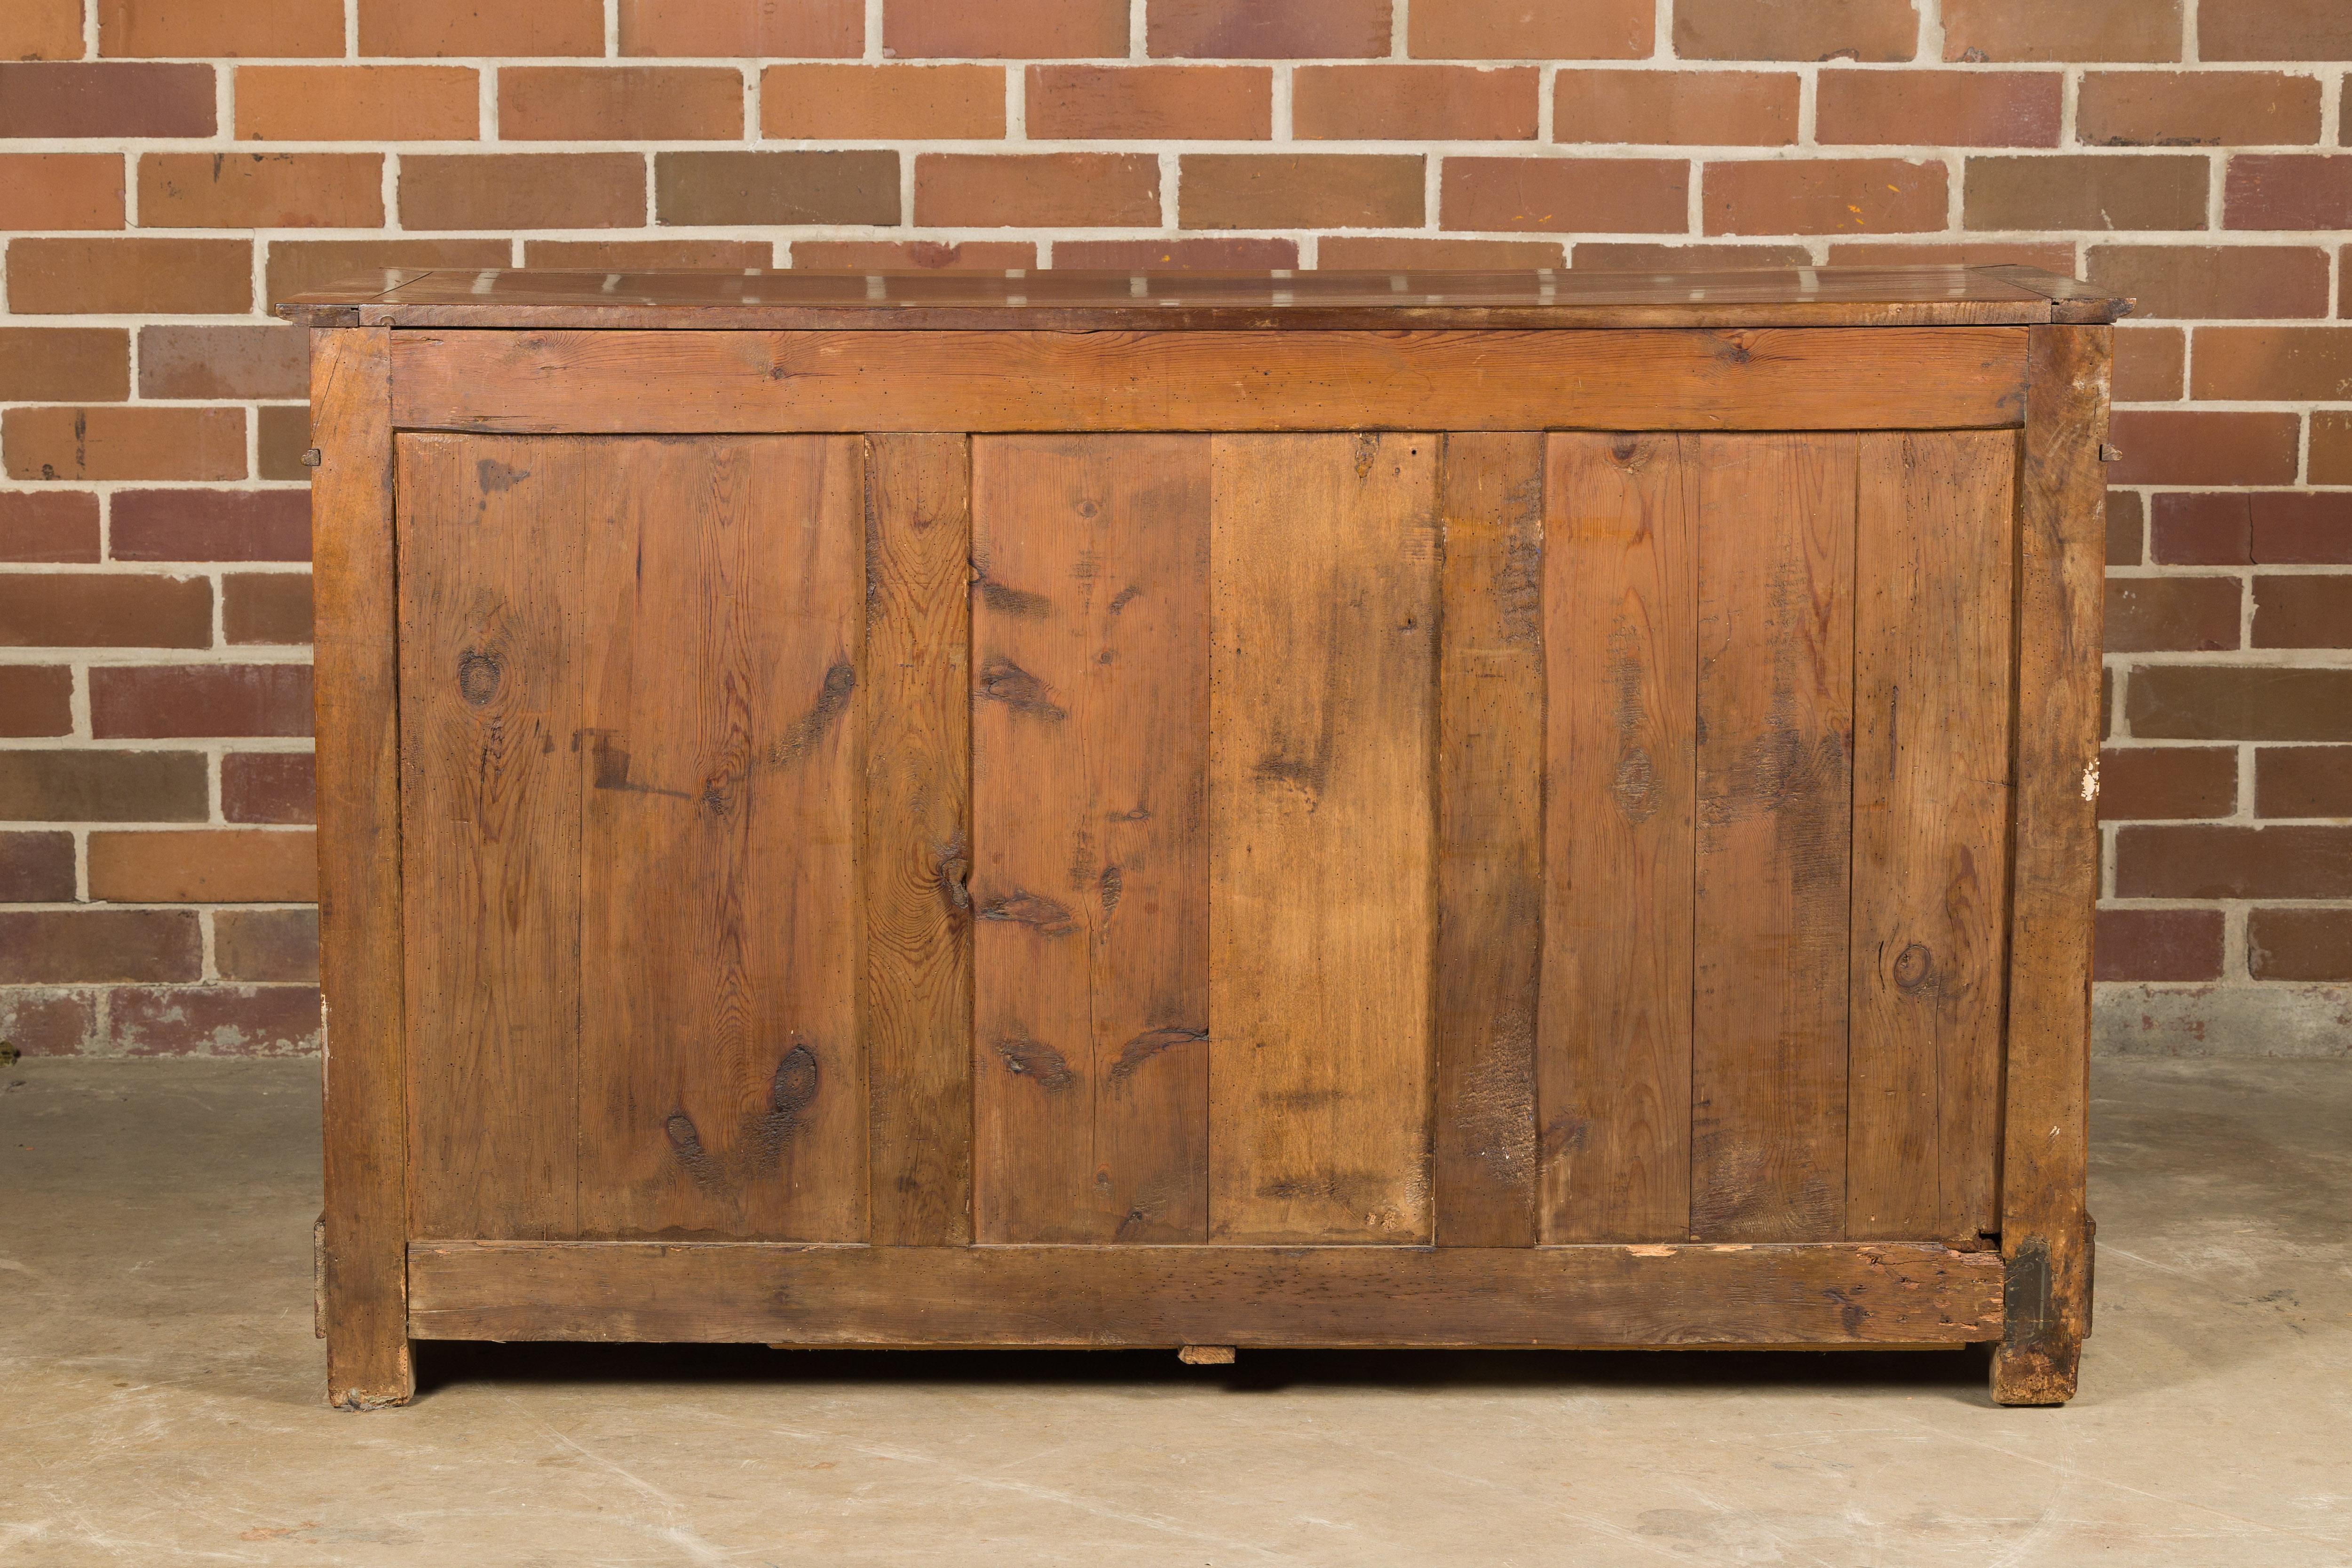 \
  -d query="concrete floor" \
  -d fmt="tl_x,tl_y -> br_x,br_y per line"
0,1060 -> 2345,1568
